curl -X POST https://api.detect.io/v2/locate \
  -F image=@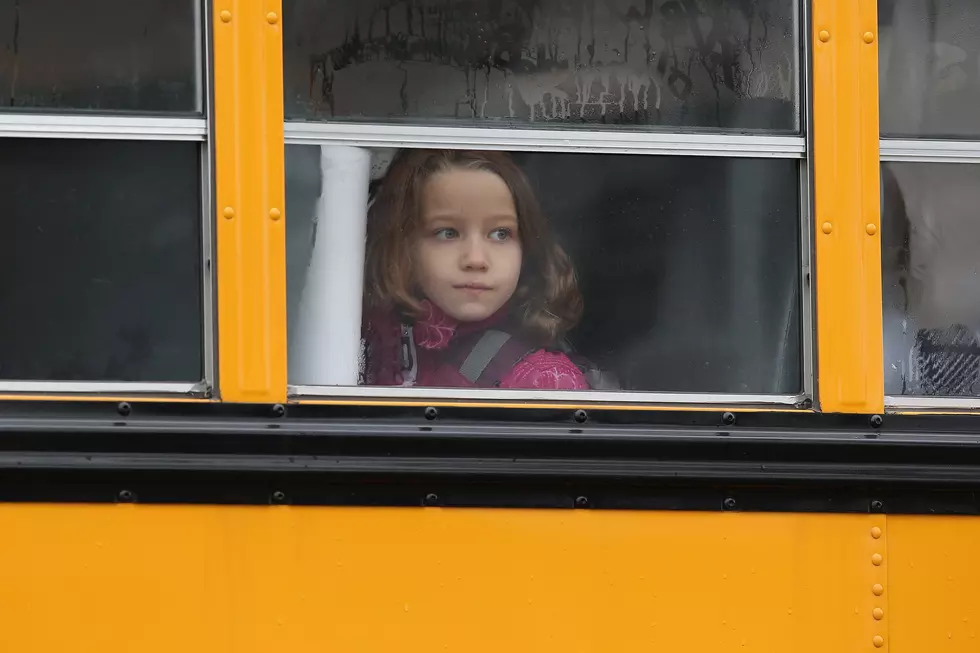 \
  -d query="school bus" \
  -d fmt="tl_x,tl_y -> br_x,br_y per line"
2,0 -> 979,651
